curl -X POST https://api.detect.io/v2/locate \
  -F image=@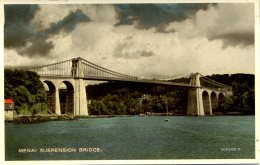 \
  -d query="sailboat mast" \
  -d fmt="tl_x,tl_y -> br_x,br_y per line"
166,99 -> 168,116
